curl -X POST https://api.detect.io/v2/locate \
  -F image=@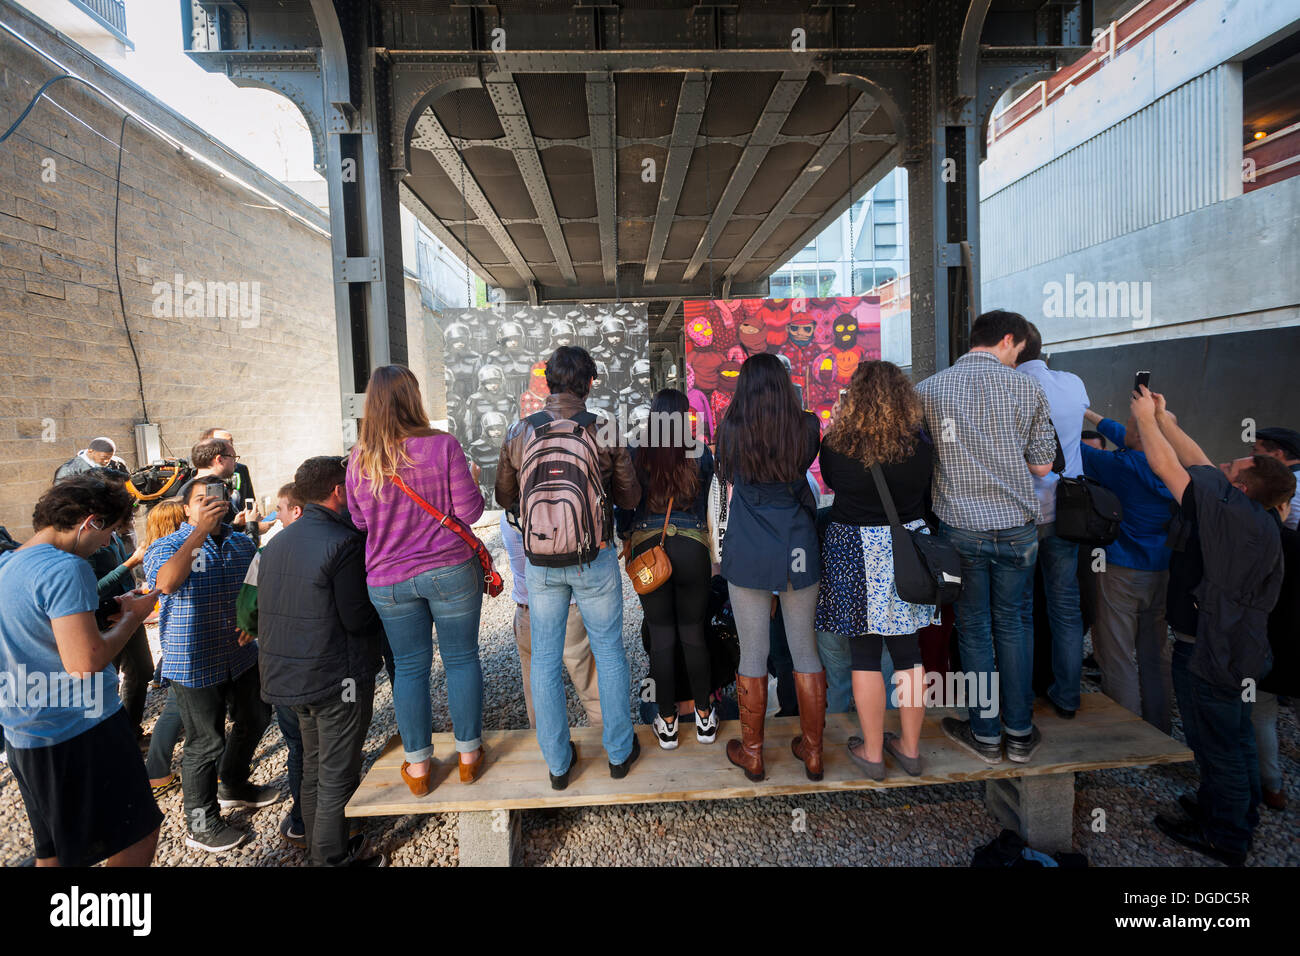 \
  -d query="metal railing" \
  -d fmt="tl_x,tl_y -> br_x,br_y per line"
72,0 -> 128,41
988,0 -> 1198,146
